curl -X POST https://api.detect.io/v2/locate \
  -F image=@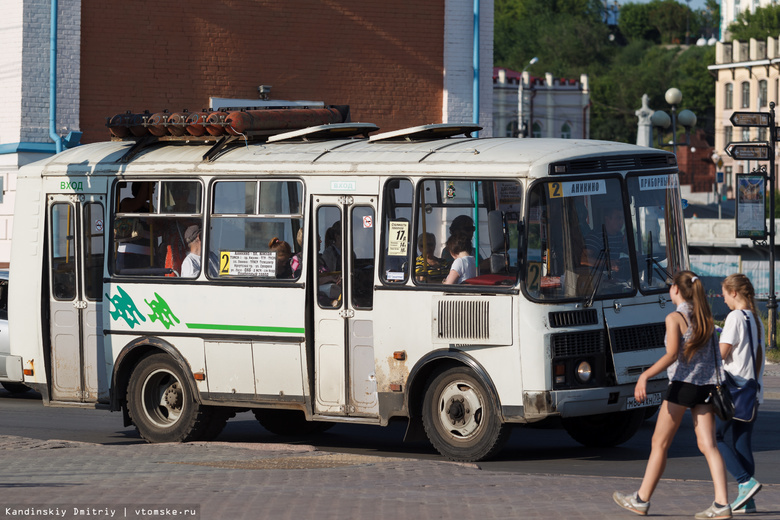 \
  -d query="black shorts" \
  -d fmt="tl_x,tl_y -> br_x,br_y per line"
665,381 -> 715,408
